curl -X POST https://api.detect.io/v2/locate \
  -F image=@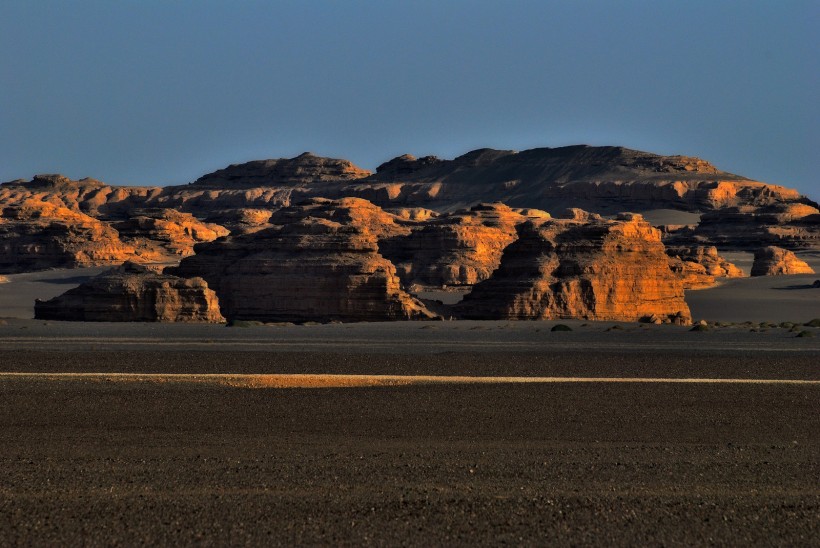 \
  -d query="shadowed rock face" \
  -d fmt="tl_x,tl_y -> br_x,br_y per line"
171,199 -> 436,323
189,152 -> 372,189
34,262 -> 224,322
380,203 -> 550,287
693,203 -> 820,251
750,246 -> 815,277
455,213 -> 691,324
666,246 -> 744,290
0,200 -> 136,274
354,145 -> 802,213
